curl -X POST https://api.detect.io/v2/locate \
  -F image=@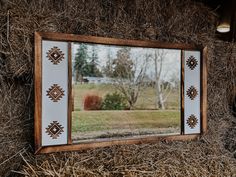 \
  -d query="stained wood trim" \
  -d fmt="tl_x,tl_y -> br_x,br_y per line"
34,32 -> 207,154
34,32 -> 42,153
201,47 -> 208,134
37,32 -> 202,50
68,42 -> 72,144
36,134 -> 200,154
181,50 -> 185,134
